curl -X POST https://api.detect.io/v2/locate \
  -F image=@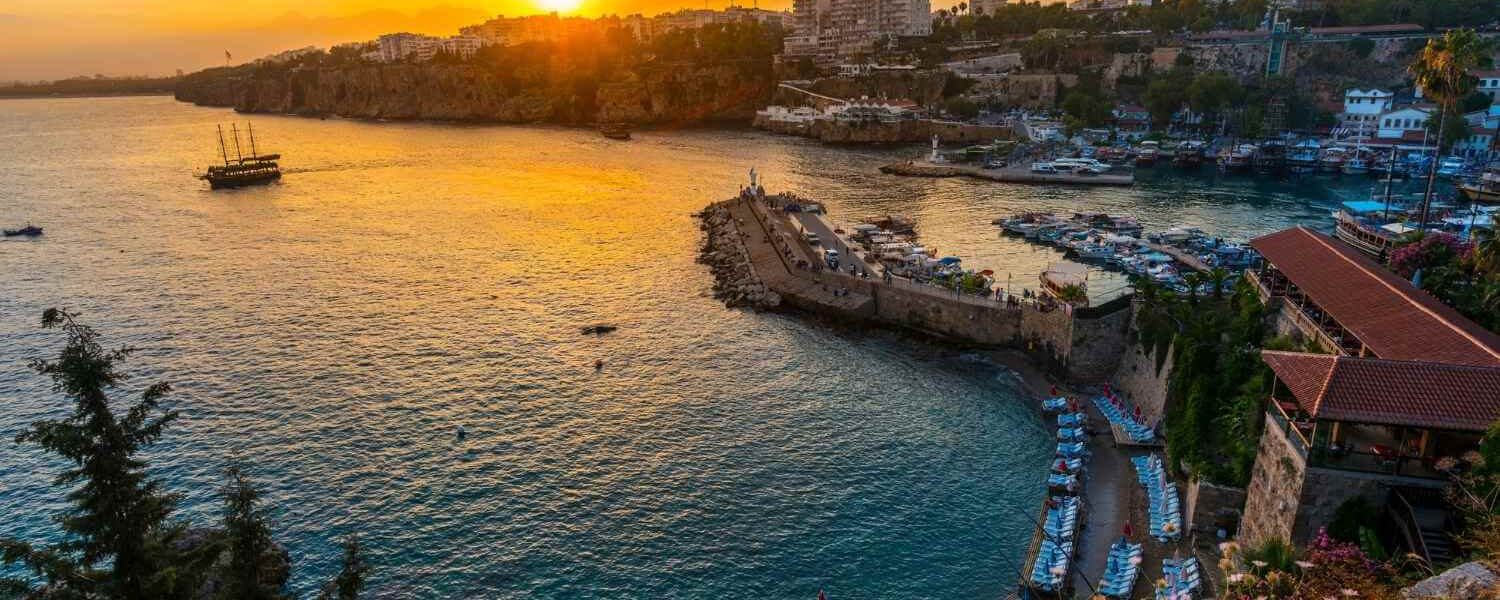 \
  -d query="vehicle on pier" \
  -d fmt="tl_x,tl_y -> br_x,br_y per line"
199,123 -> 281,190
